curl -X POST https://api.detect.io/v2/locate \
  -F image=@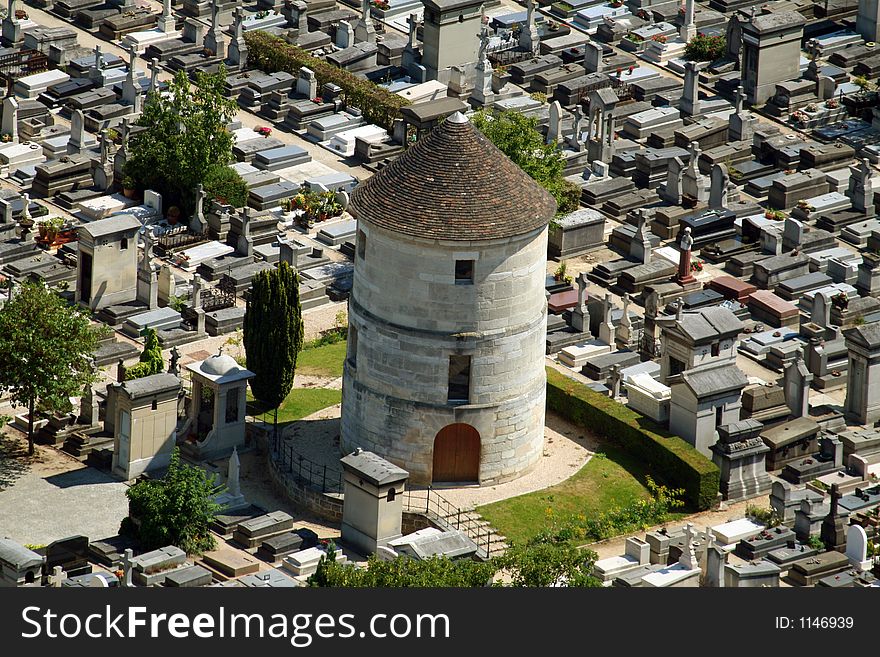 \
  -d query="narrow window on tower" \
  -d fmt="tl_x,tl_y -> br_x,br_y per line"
455,259 -> 474,284
348,324 -> 358,367
448,355 -> 471,403
357,230 -> 366,260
